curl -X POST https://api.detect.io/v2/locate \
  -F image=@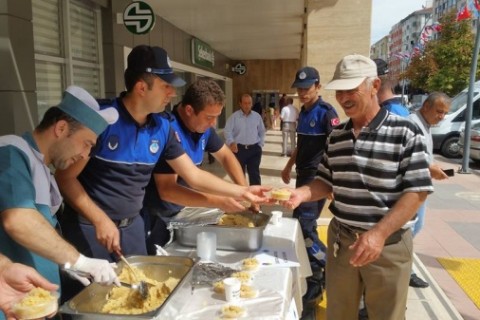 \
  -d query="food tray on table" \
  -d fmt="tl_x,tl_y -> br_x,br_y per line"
59,255 -> 194,319
171,208 -> 270,252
